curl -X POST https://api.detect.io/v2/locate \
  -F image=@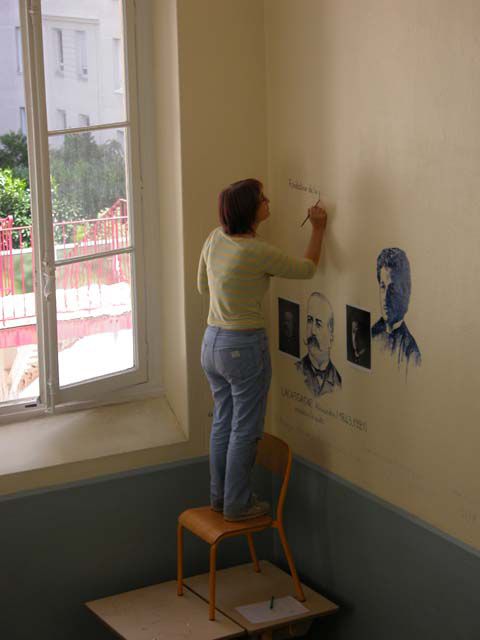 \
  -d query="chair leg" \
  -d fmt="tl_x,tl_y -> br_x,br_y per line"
246,533 -> 260,572
277,523 -> 305,602
177,522 -> 184,596
209,544 -> 218,621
